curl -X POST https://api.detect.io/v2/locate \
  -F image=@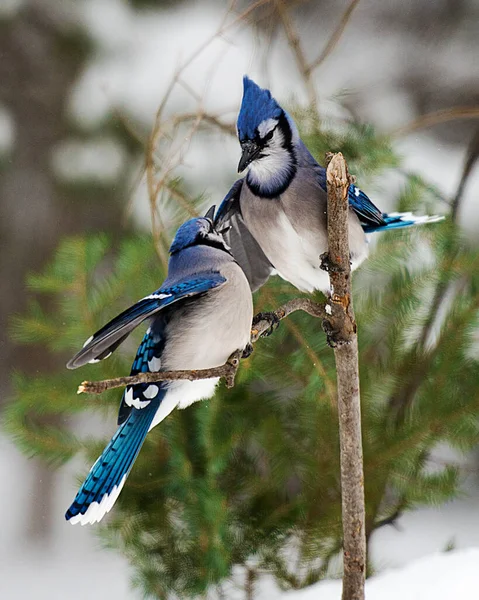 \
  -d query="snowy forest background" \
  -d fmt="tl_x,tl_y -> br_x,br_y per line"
1,0 -> 479,598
